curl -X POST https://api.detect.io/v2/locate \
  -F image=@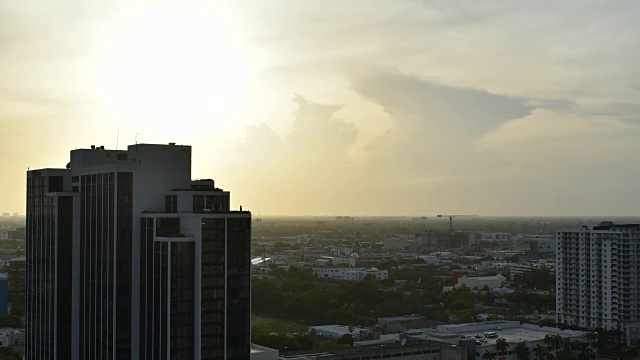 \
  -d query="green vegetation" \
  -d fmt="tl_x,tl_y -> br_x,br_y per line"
514,268 -> 555,291
253,265 -> 557,336
0,240 -> 24,256
0,347 -> 22,360
503,291 -> 555,313
0,315 -> 22,328
253,269 -> 426,325
251,315 -> 307,335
